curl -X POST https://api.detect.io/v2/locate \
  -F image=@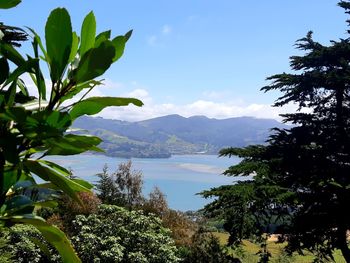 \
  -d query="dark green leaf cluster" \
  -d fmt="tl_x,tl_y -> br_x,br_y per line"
202,1 -> 350,262
0,4 -> 142,262
179,228 -> 237,263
